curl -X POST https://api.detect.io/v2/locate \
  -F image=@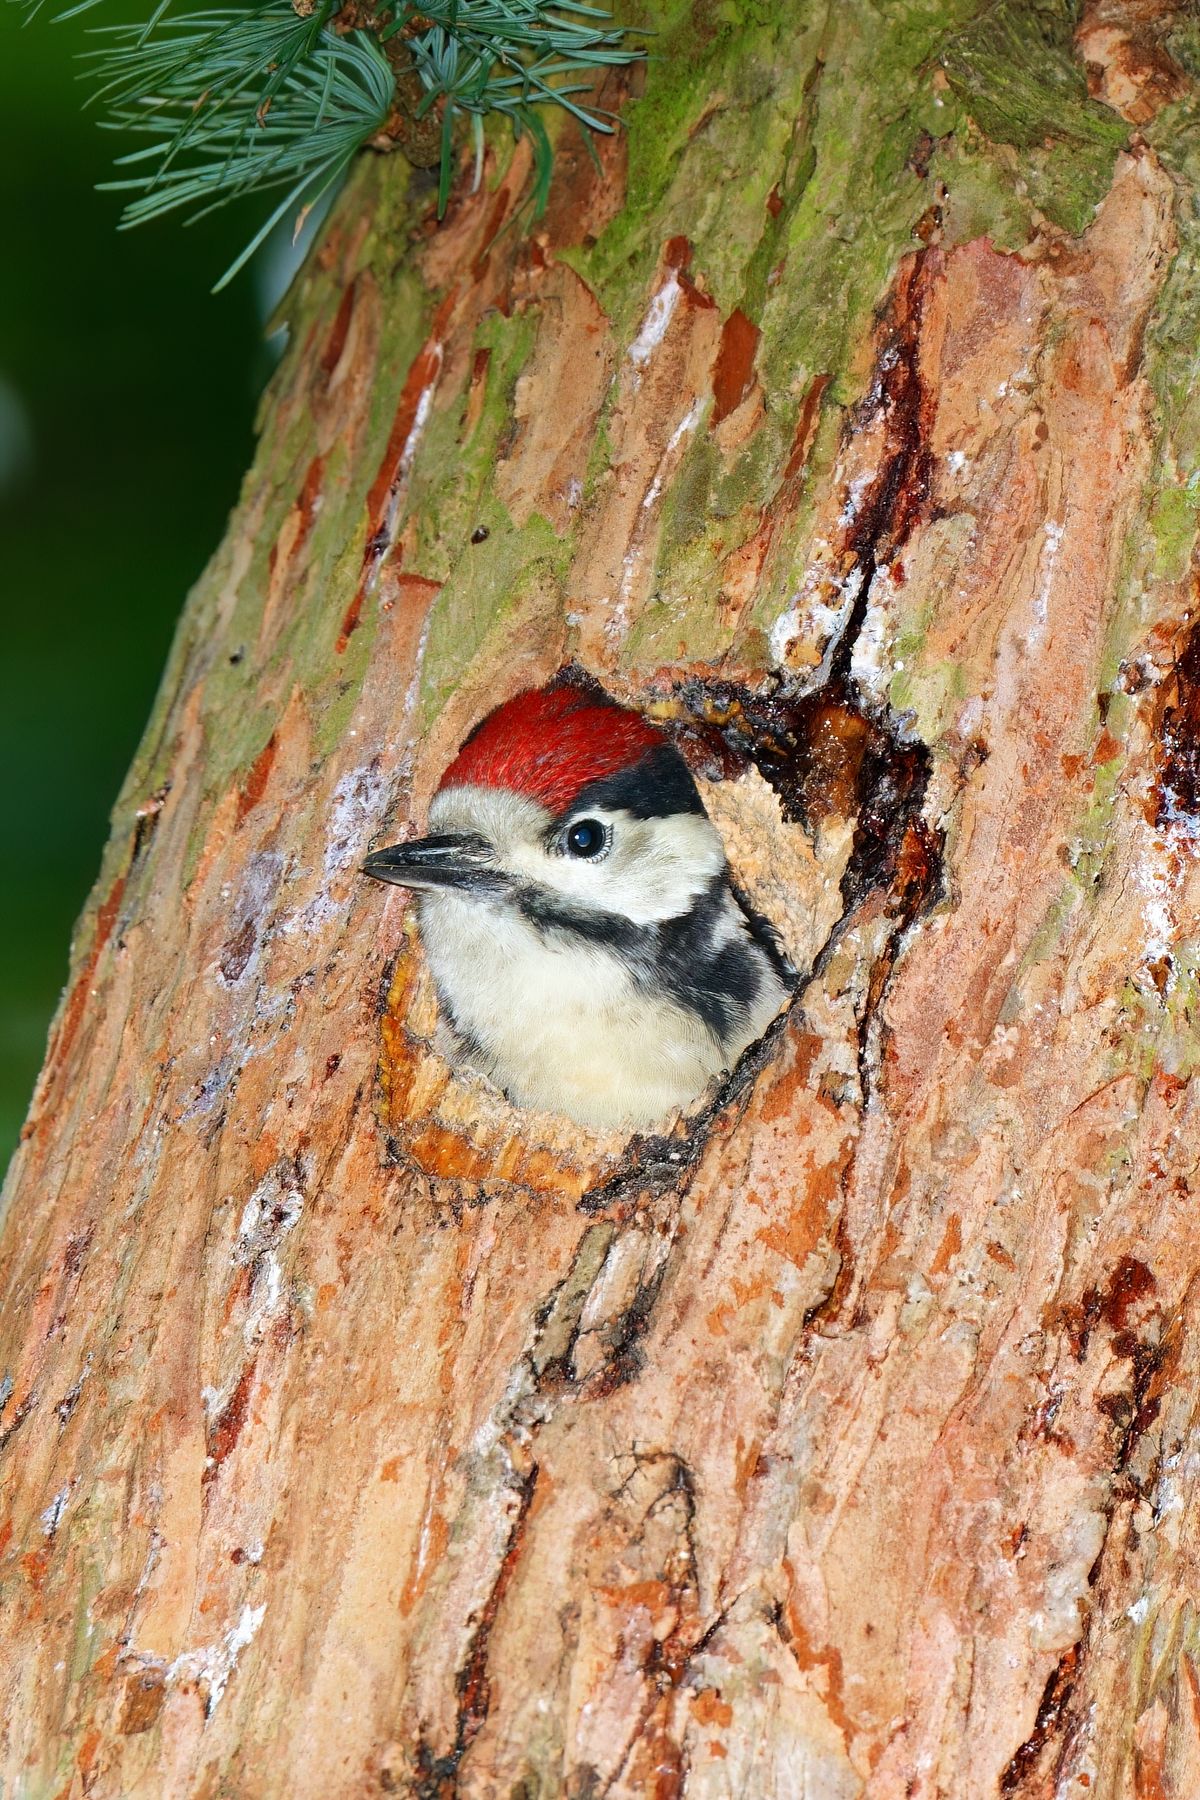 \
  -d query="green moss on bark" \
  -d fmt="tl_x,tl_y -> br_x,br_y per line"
940,0 -> 1126,233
